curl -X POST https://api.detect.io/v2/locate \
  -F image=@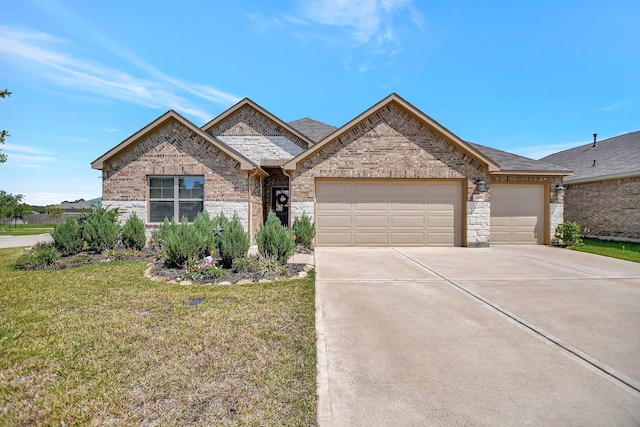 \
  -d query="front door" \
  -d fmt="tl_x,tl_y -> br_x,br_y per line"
272,187 -> 289,227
